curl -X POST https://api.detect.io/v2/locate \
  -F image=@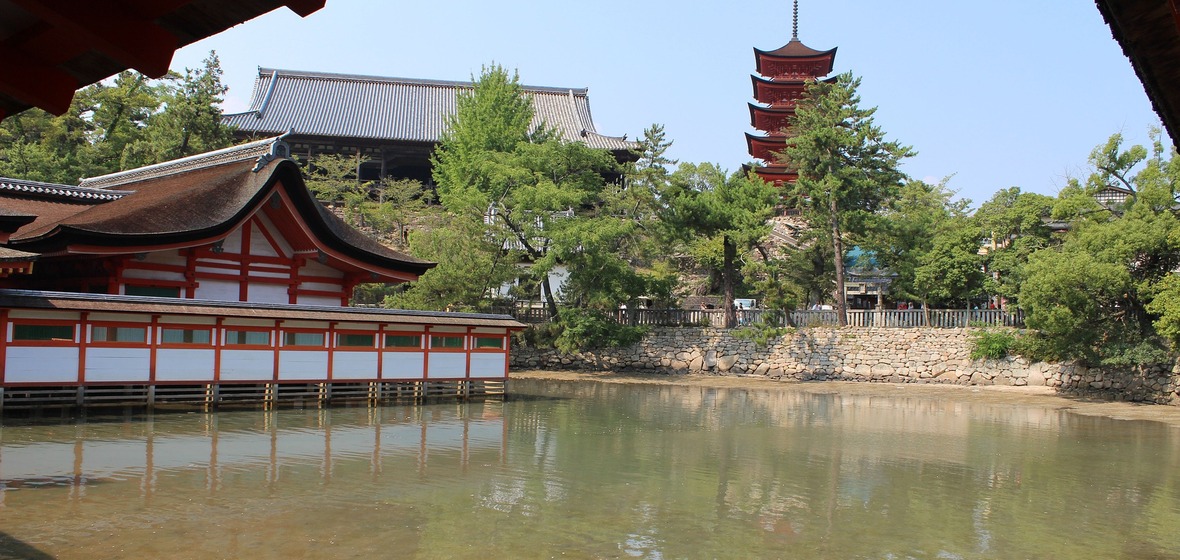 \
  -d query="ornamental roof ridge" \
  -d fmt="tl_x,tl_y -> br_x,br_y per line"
251,67 -> 592,97
79,135 -> 288,190
0,177 -> 130,202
